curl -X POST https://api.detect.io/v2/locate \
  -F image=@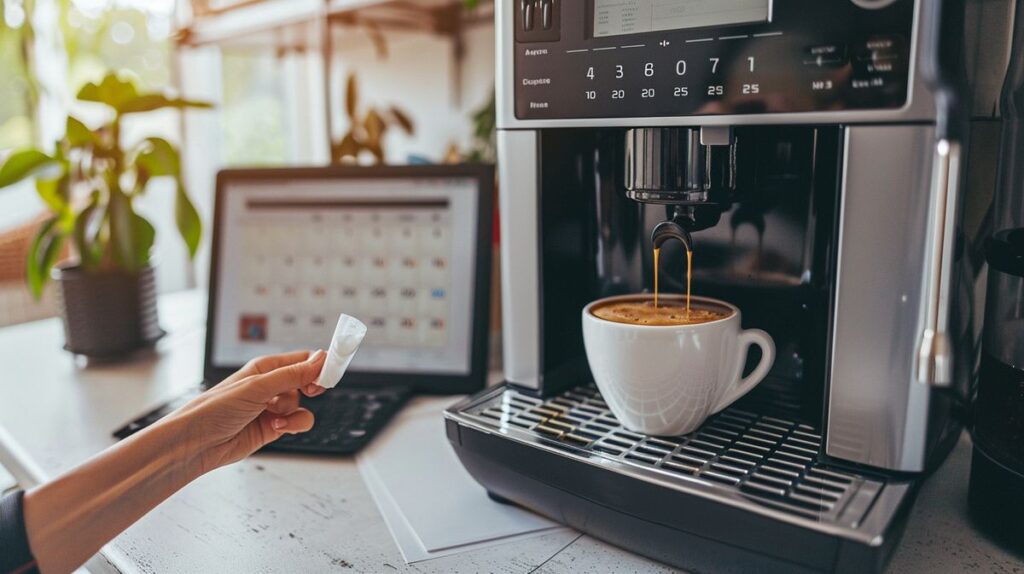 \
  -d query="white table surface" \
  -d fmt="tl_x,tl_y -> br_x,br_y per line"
0,290 -> 1019,573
